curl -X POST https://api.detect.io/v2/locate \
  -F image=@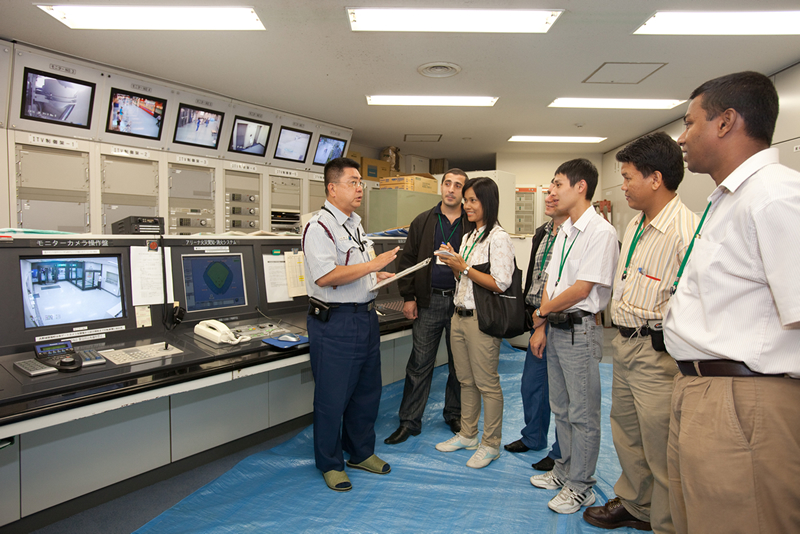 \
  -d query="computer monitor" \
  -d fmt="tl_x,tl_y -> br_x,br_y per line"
173,103 -> 225,150
20,255 -> 125,329
273,126 -> 312,163
106,87 -> 167,141
181,254 -> 248,313
228,116 -> 272,157
312,135 -> 347,166
20,67 -> 96,129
